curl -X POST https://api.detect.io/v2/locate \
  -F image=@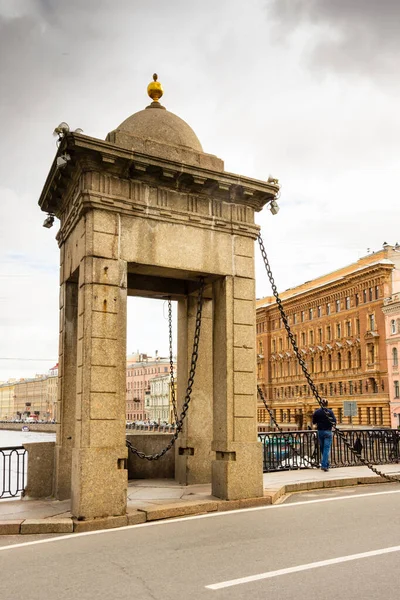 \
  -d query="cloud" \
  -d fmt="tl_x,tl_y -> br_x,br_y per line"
267,0 -> 400,79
